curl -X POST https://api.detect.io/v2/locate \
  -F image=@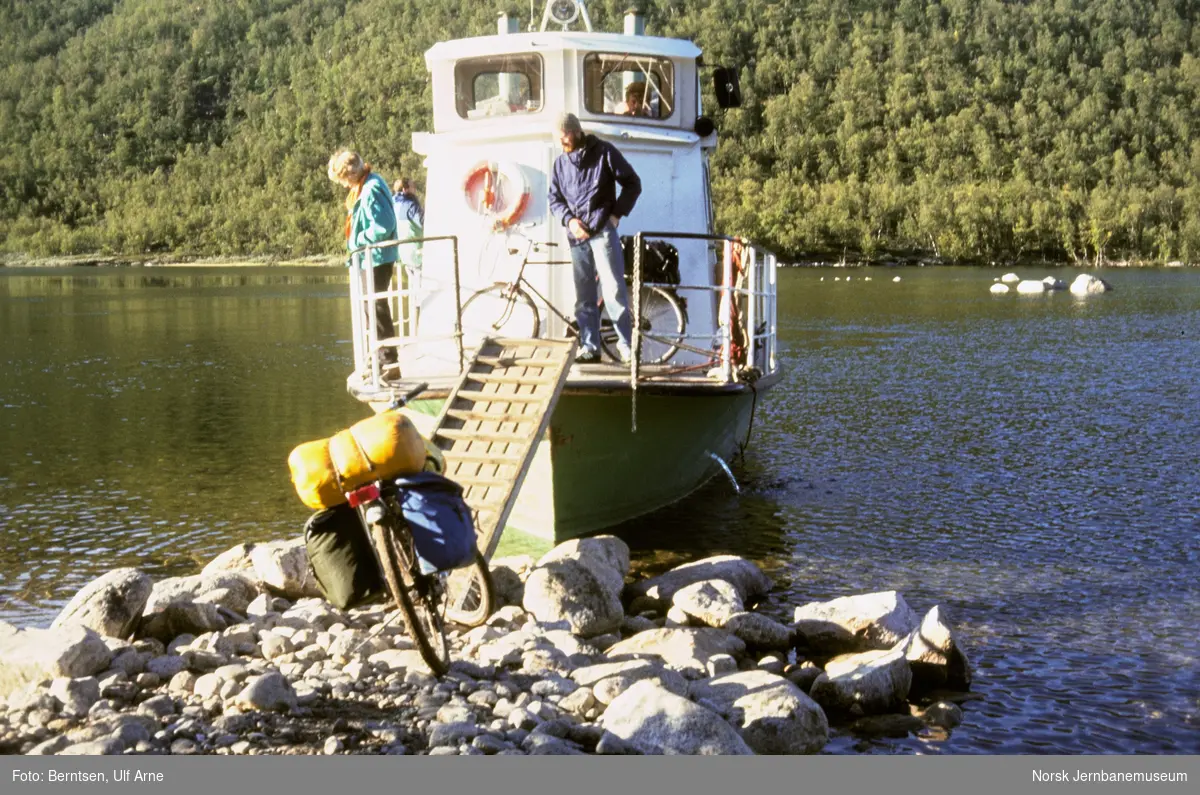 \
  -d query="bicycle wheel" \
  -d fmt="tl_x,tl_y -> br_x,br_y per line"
460,284 -> 539,348
601,285 -> 685,364
366,518 -> 451,675
443,549 -> 495,627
